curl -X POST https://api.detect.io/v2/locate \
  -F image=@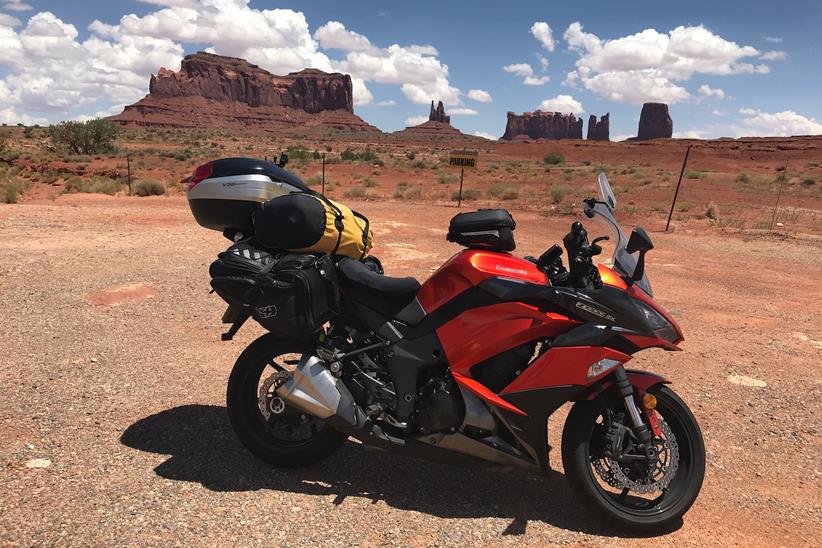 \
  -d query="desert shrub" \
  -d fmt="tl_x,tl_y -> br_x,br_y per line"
134,180 -> 166,196
679,202 -> 693,212
0,130 -> 7,152
735,173 -> 750,183
706,202 -> 720,220
406,151 -> 416,160
64,175 -> 123,195
287,145 -> 313,160
686,171 -> 707,180
436,171 -> 458,185
340,147 -> 357,162
343,187 -> 368,199
544,151 -> 565,165
2,179 -> 23,203
48,119 -> 119,154
451,189 -> 480,201
581,160 -> 591,166
394,182 -> 421,199
359,147 -> 379,162
800,177 -> 816,187
487,182 -> 519,201
306,173 -> 324,186
411,159 -> 428,170
550,186 -> 566,204
361,177 -> 378,187
23,126 -> 34,139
